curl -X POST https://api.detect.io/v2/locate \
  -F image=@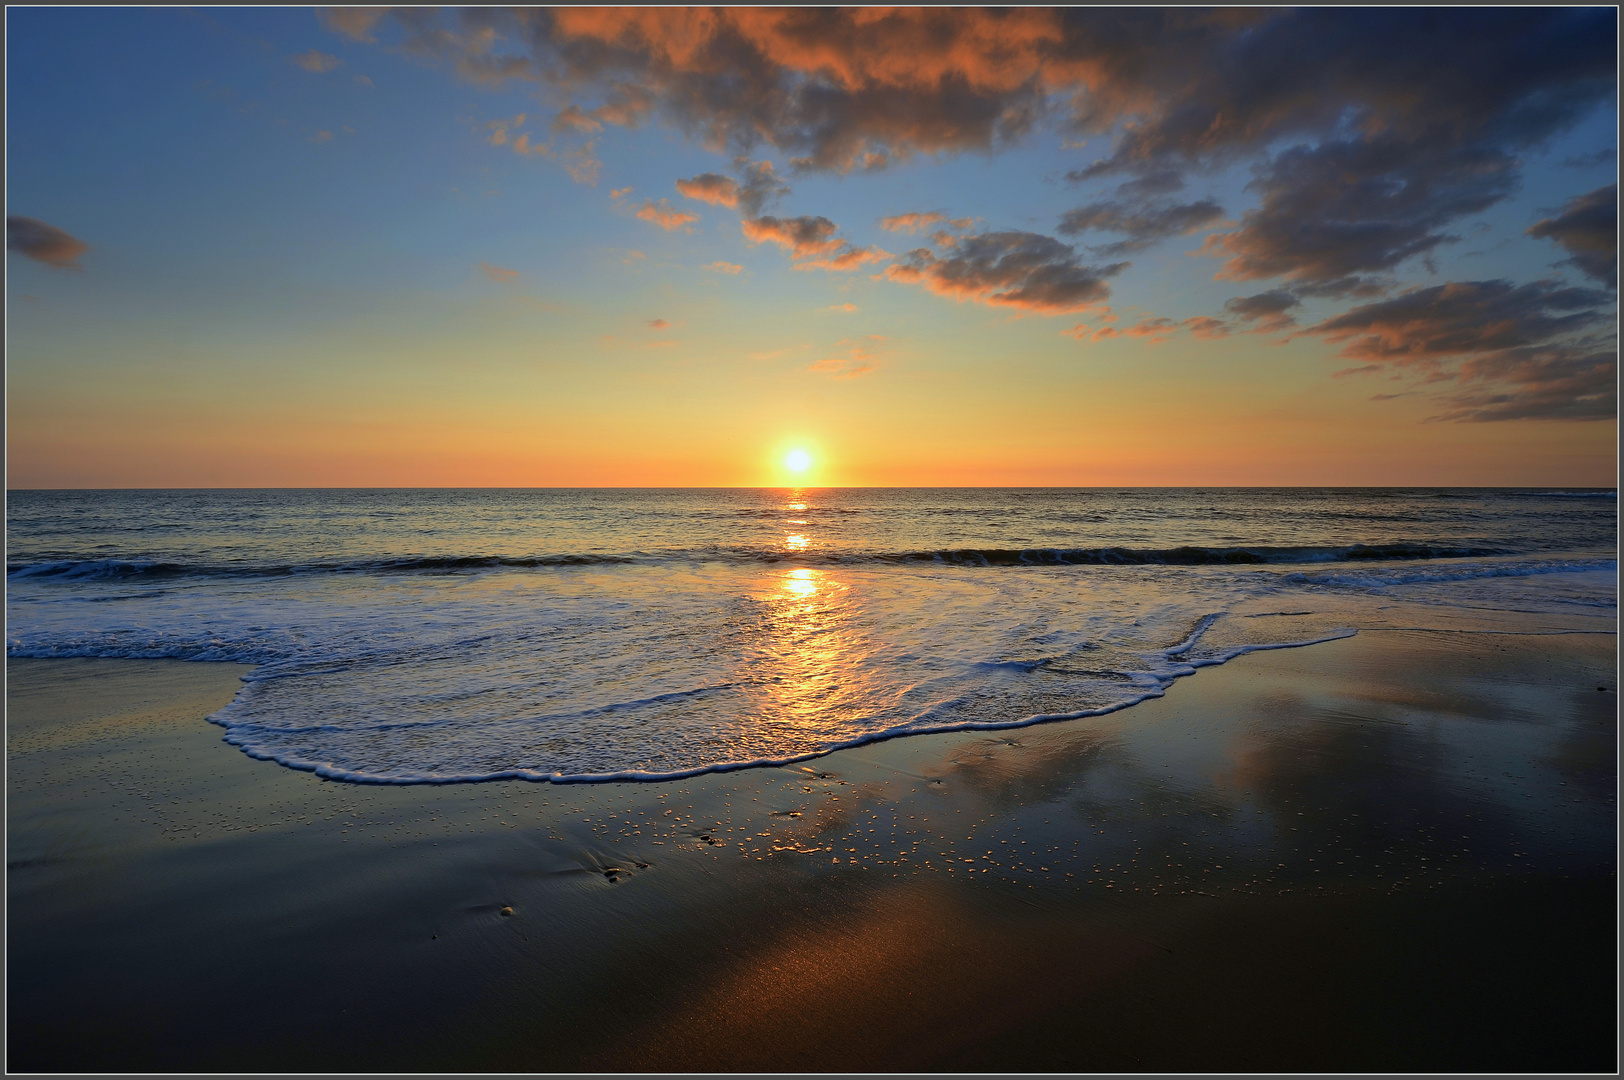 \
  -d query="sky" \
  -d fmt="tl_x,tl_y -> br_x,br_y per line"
5,6 -> 1618,488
